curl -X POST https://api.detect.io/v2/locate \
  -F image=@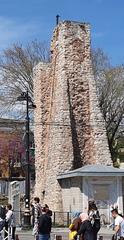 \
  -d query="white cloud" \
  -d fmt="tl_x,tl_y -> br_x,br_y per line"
0,16 -> 39,50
